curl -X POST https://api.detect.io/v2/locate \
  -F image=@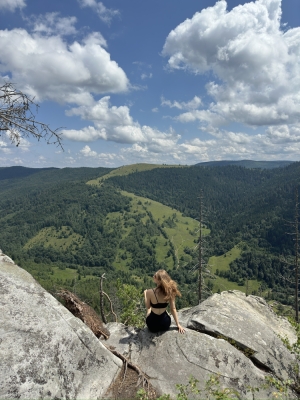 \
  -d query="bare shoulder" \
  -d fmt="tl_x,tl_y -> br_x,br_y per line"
145,288 -> 156,299
144,288 -> 153,294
